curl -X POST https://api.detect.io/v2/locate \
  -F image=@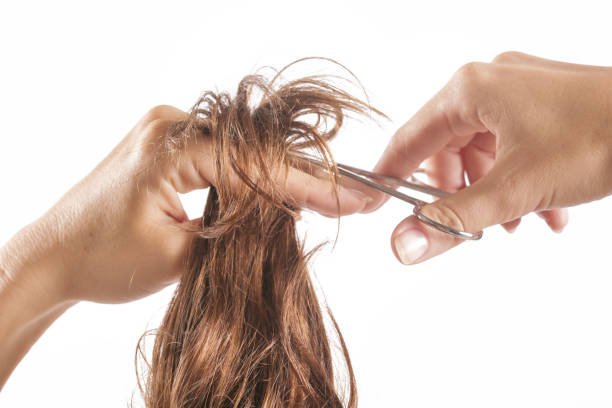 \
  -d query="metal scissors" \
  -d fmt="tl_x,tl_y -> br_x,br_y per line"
290,151 -> 483,241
